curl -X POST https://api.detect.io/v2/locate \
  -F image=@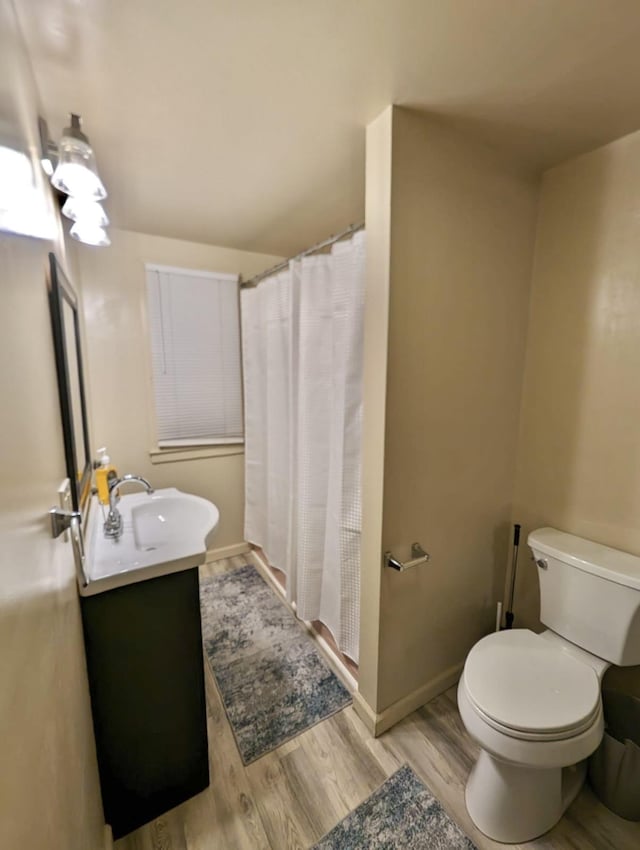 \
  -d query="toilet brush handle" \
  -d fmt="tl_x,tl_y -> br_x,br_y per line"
505,523 -> 521,629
